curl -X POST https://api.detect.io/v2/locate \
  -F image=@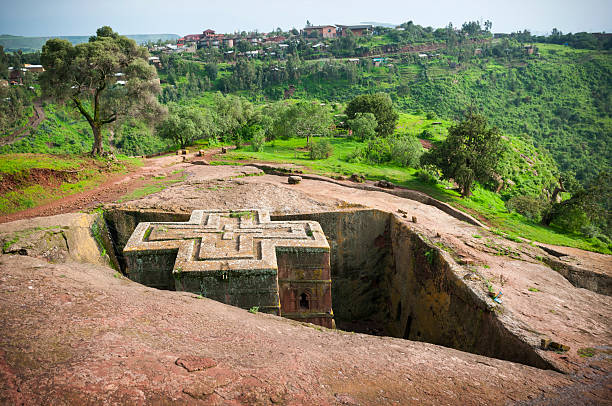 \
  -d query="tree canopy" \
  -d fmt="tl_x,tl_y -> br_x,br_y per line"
421,111 -> 503,197
156,104 -> 213,149
542,171 -> 611,236
40,26 -> 164,155
348,112 -> 377,141
287,101 -> 332,145
345,93 -> 398,137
